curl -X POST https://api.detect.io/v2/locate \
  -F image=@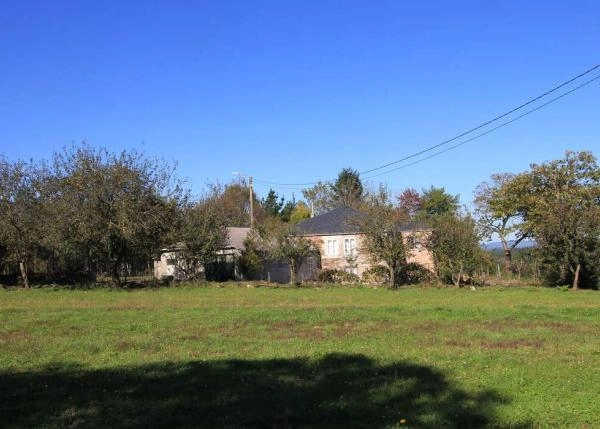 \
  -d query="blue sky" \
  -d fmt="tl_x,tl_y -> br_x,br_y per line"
1,1 -> 599,205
